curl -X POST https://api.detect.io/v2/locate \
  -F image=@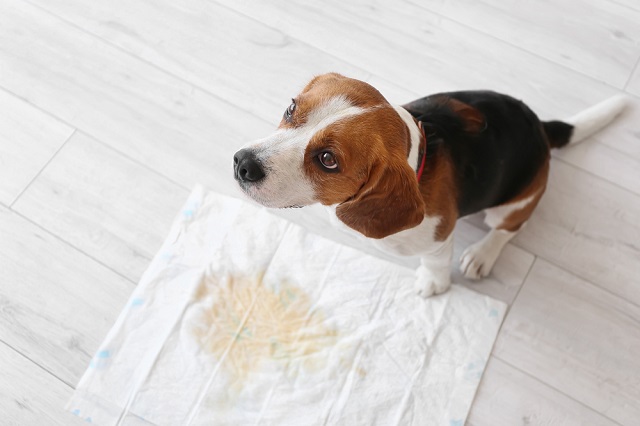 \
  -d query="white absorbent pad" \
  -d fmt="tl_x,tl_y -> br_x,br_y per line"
67,186 -> 506,426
